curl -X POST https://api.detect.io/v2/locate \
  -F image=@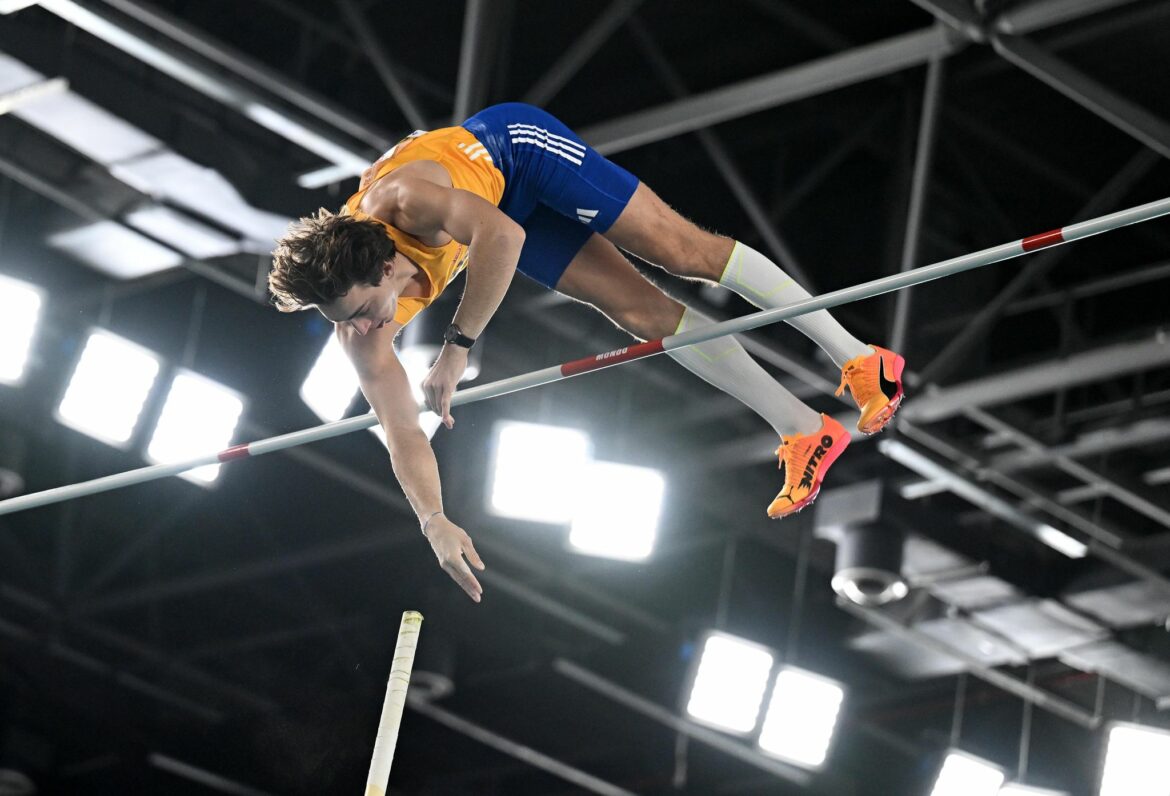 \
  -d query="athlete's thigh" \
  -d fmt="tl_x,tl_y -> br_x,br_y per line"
553,232 -> 682,340
604,182 -> 732,279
